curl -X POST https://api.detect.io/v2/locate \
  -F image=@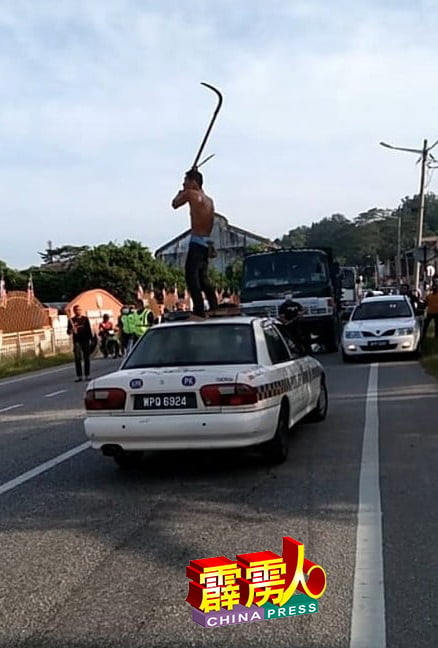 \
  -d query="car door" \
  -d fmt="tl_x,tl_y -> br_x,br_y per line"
274,323 -> 311,414
262,324 -> 305,423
